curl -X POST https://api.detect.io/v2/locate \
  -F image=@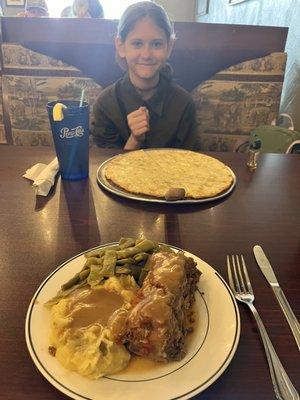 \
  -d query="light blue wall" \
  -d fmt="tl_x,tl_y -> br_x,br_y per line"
198,0 -> 300,131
